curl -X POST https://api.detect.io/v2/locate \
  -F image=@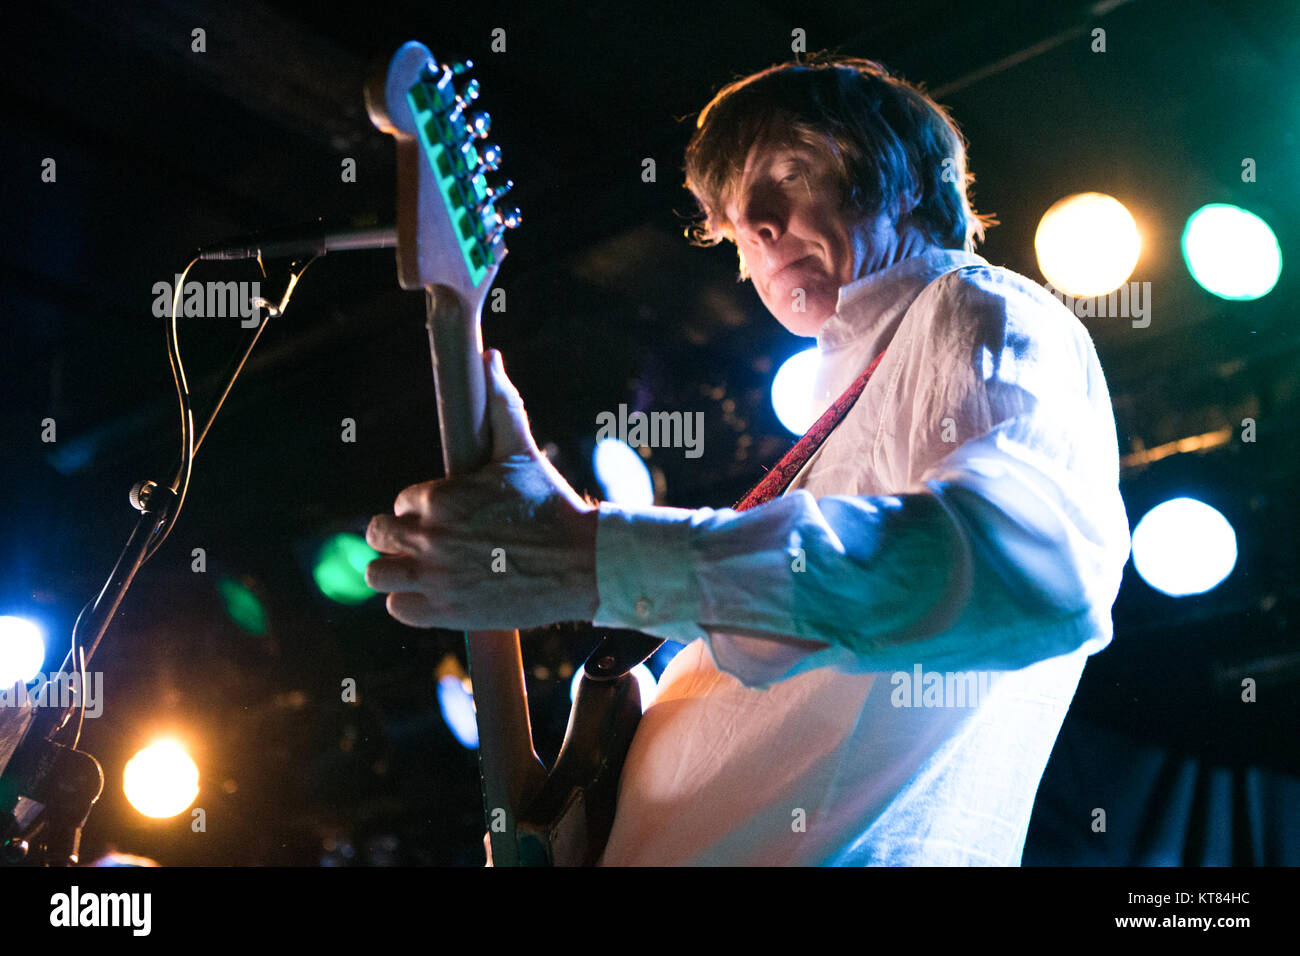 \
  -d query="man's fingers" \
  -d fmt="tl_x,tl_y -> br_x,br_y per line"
366,513 -> 427,555
365,555 -> 424,592
385,591 -> 439,628
393,480 -> 439,518
486,349 -> 539,461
